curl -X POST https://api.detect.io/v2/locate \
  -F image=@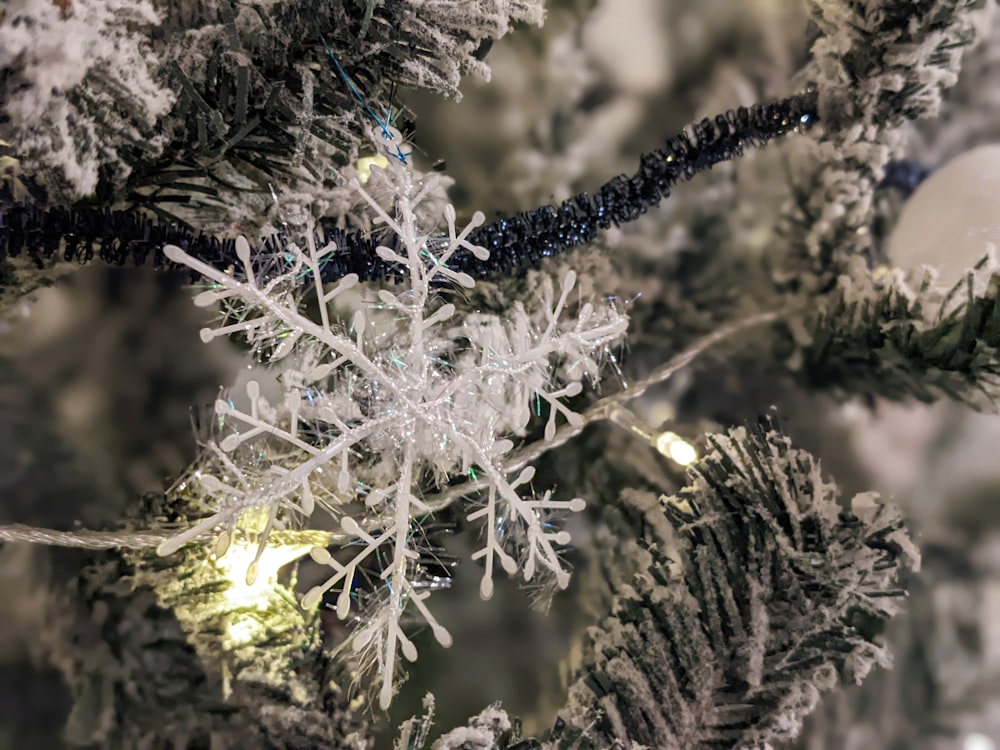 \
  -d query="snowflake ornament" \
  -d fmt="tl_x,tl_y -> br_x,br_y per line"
160,142 -> 628,708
